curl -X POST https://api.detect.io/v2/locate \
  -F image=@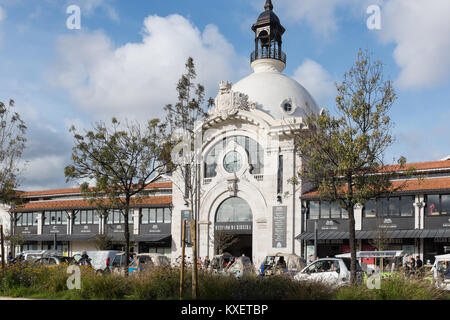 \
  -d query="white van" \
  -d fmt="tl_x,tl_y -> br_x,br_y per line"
73,250 -> 123,271
432,254 -> 450,290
